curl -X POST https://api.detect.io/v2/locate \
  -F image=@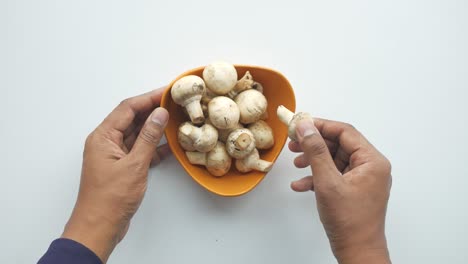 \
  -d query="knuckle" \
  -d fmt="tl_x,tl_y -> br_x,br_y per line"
381,156 -> 392,175
120,98 -> 133,107
302,134 -> 328,155
84,131 -> 97,148
342,122 -> 356,131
